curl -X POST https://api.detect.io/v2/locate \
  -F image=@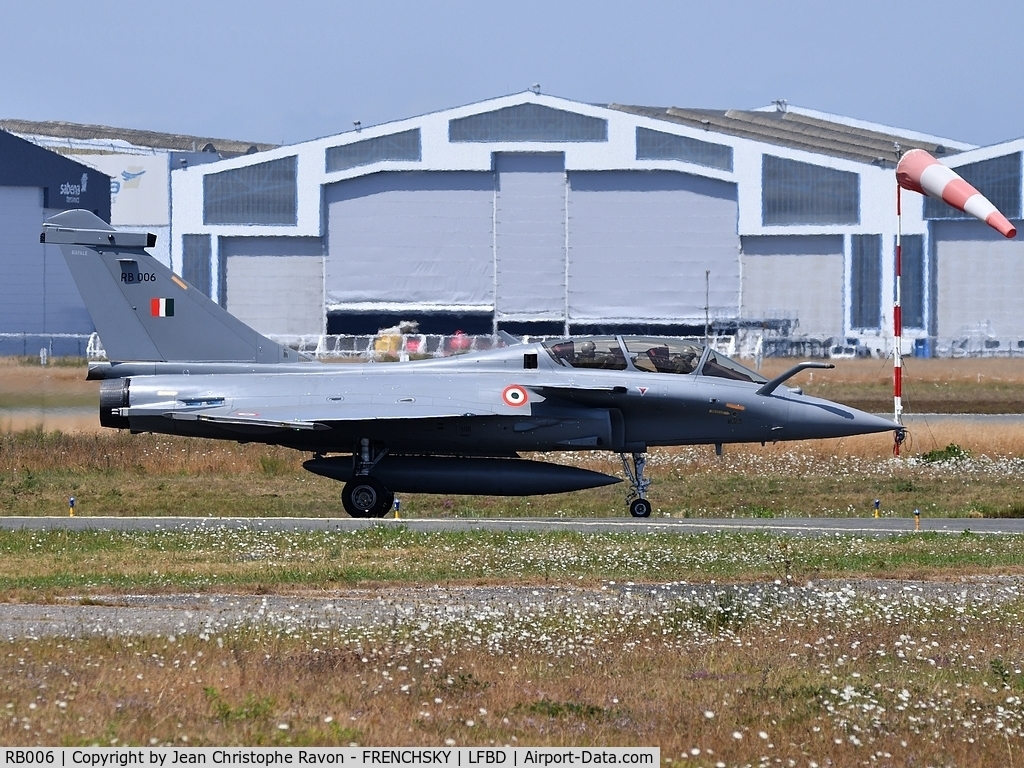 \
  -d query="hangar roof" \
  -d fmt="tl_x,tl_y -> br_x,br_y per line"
609,103 -> 967,166
0,119 -> 276,157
